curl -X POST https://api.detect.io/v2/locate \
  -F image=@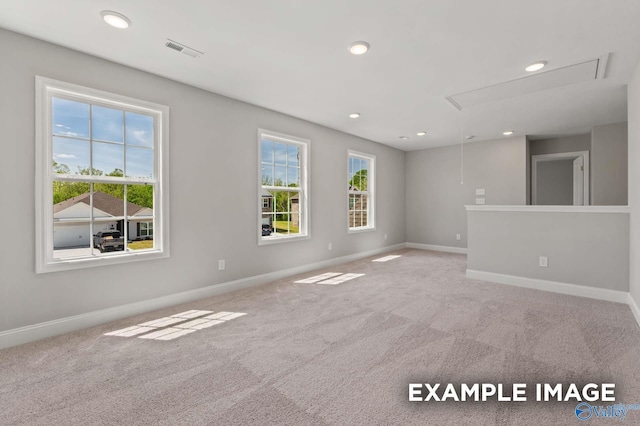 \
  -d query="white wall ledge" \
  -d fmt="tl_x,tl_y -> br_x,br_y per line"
465,205 -> 630,214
